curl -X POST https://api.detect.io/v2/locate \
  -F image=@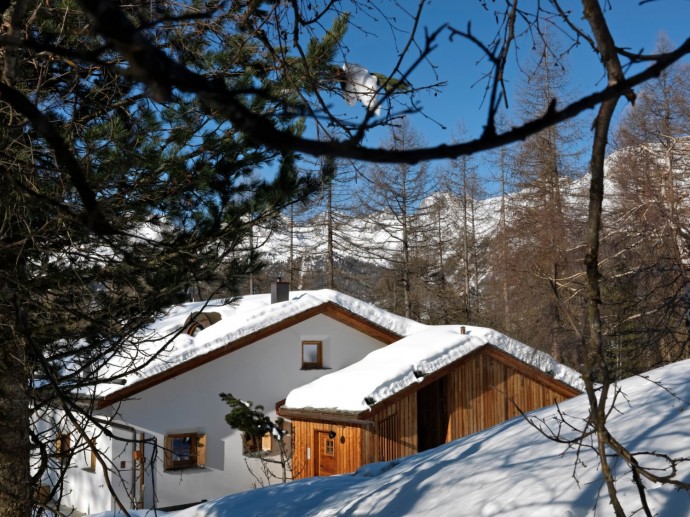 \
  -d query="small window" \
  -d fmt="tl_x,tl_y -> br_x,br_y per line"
184,312 -> 222,336
324,438 -> 335,456
243,431 -> 273,456
301,340 -> 323,369
164,433 -> 206,470
83,447 -> 97,472
261,432 -> 272,452
54,433 -> 71,459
